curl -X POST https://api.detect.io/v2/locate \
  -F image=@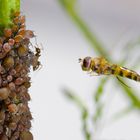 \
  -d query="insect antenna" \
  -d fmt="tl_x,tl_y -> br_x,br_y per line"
116,76 -> 131,88
78,58 -> 82,63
